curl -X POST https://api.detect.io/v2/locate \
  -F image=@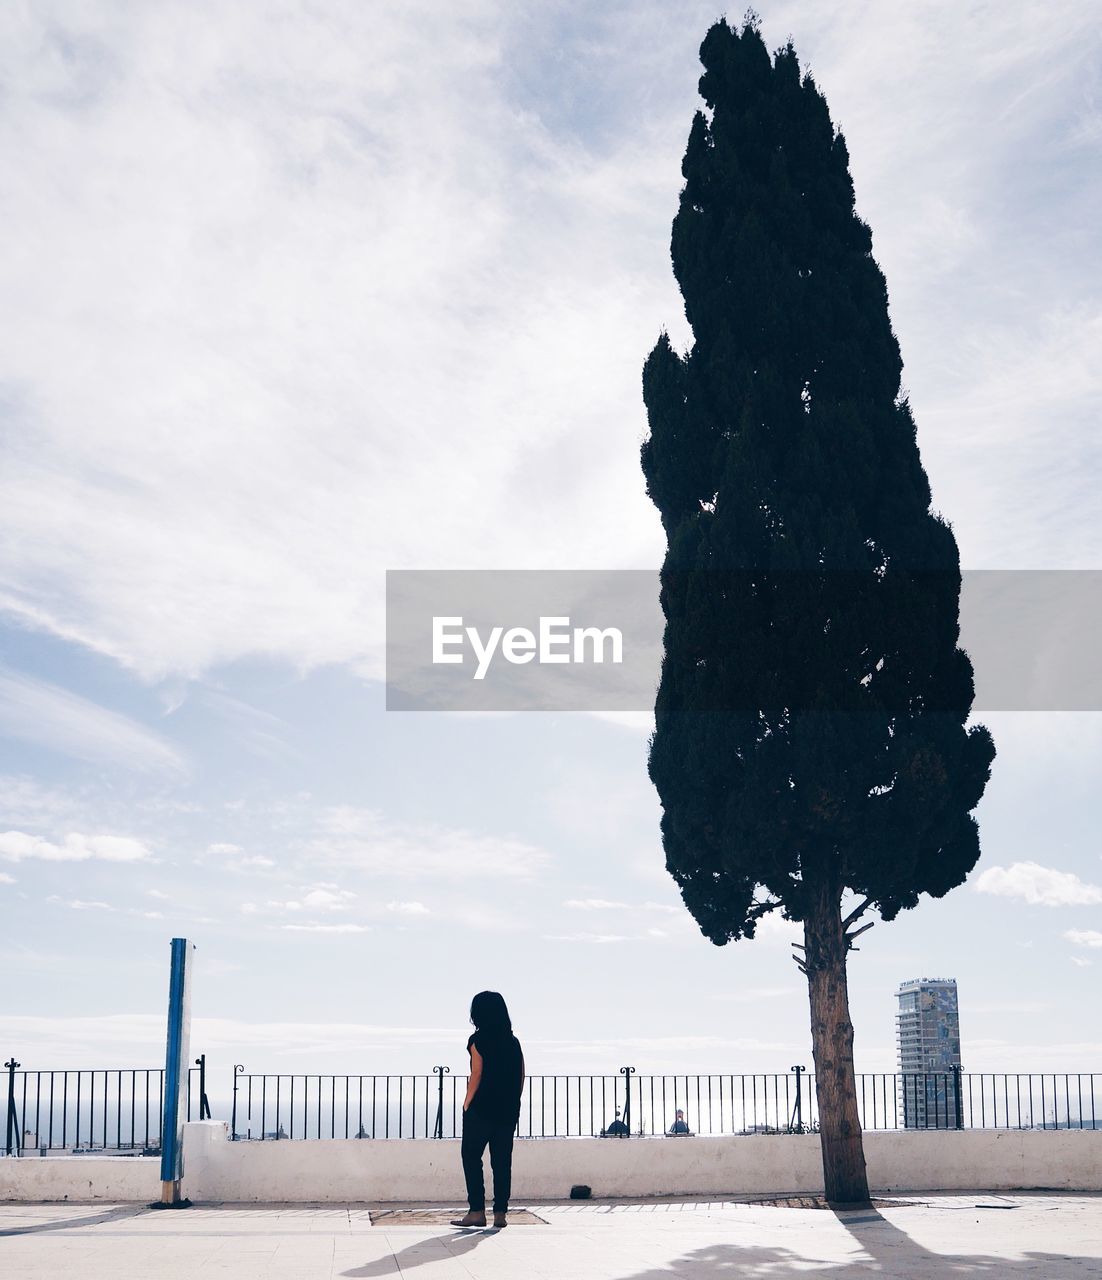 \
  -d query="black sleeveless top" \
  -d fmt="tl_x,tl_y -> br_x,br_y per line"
467,1029 -> 524,1123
